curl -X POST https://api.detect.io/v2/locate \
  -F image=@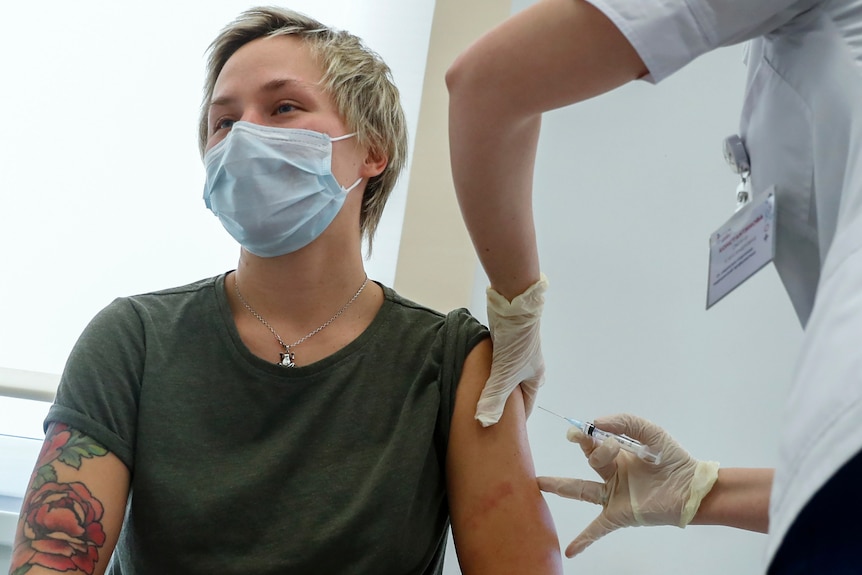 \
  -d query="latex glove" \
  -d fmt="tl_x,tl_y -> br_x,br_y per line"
475,274 -> 548,427
538,413 -> 719,557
